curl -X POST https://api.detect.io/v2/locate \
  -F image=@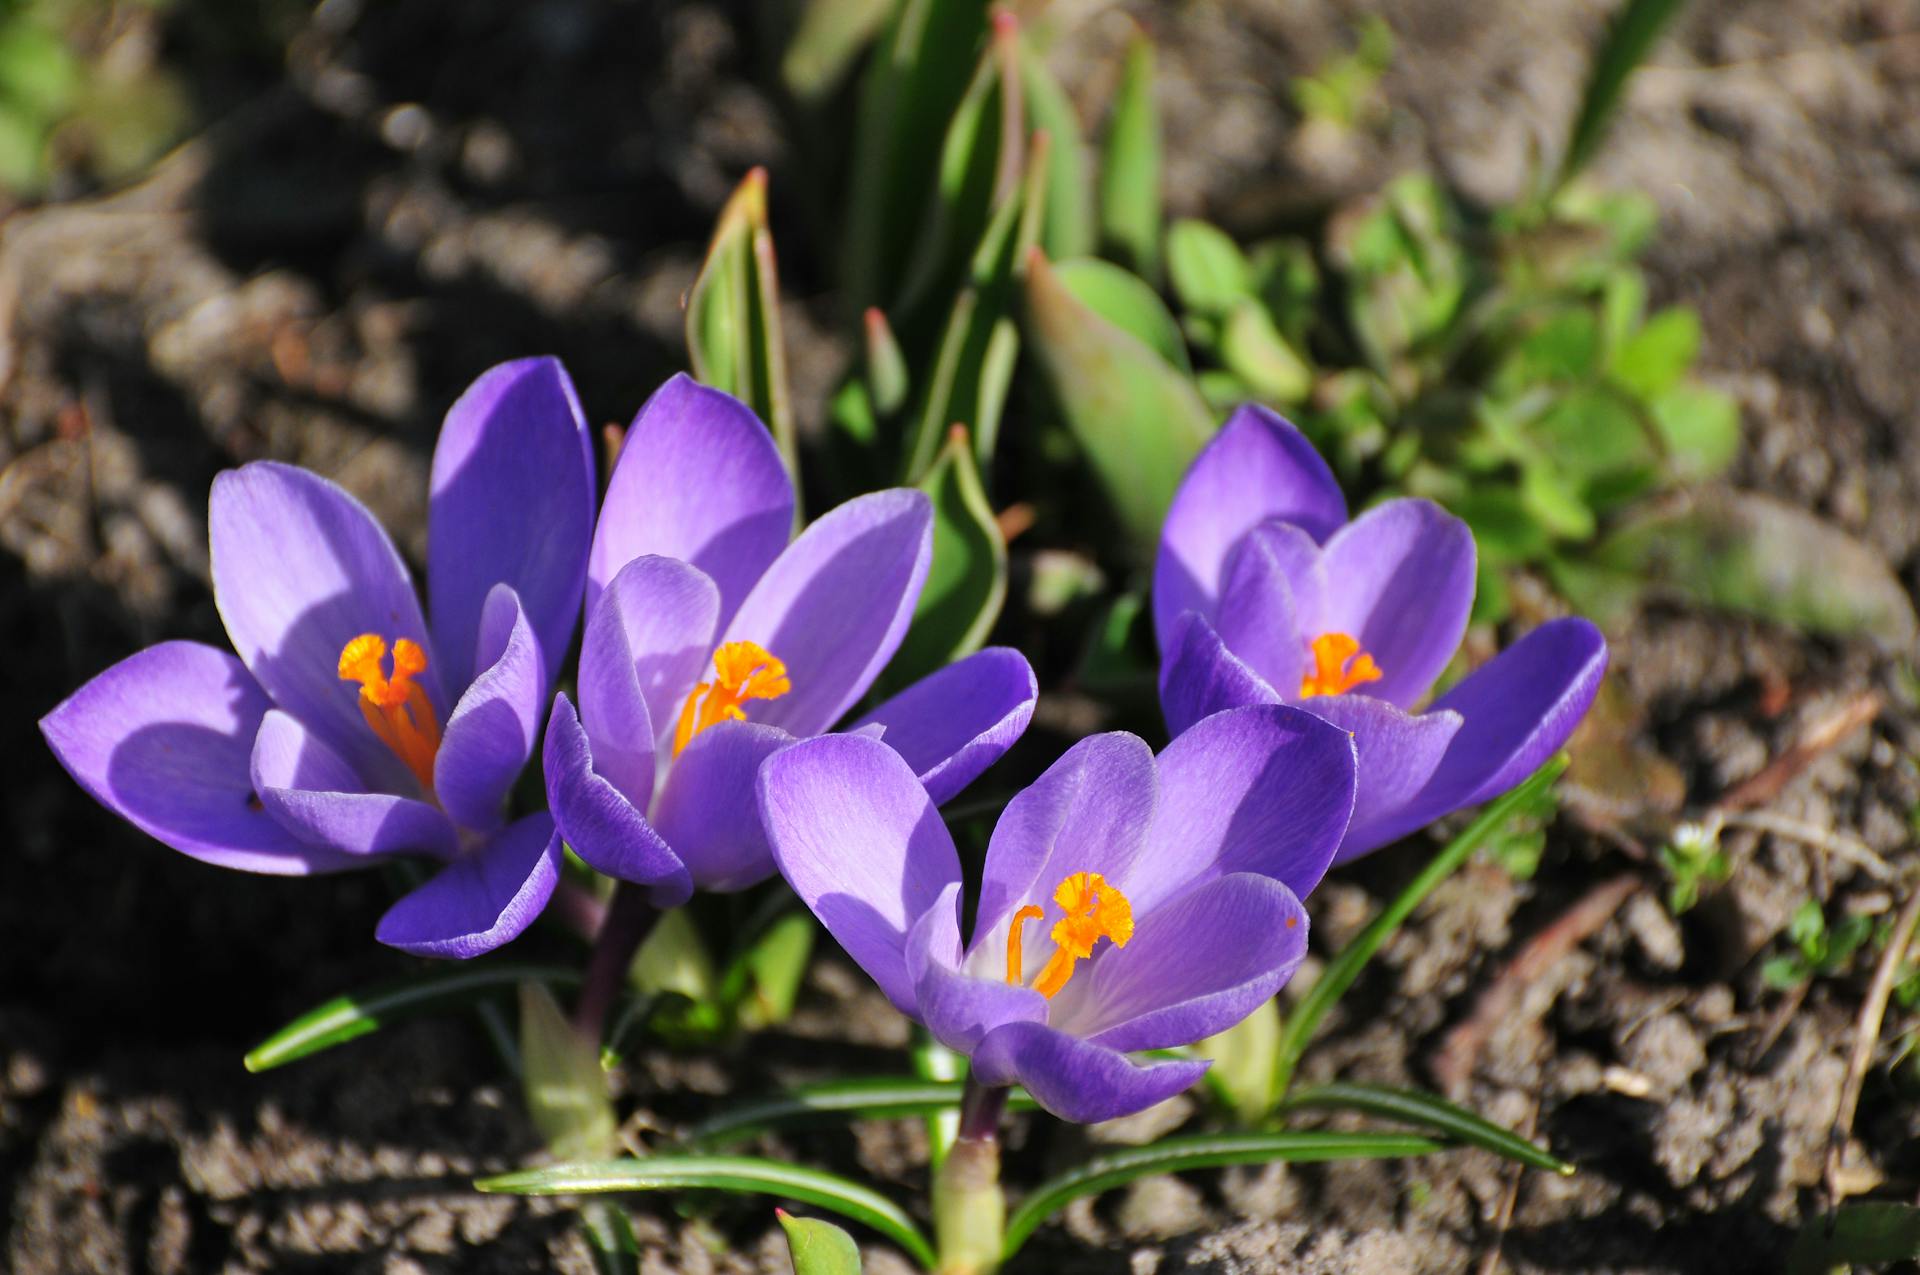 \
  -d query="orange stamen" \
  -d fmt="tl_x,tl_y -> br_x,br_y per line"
1299,631 -> 1383,698
337,633 -> 441,792
672,640 -> 790,756
1004,872 -> 1134,1000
